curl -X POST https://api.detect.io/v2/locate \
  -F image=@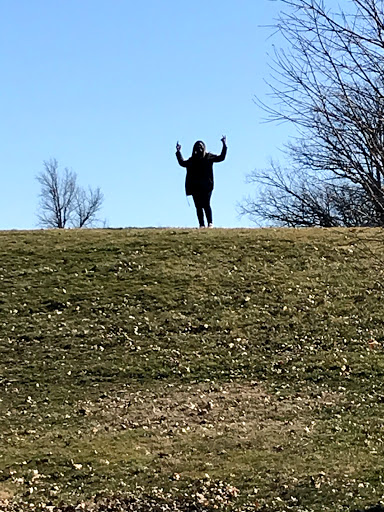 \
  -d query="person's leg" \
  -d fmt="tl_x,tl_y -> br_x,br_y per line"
192,193 -> 205,227
202,191 -> 213,226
